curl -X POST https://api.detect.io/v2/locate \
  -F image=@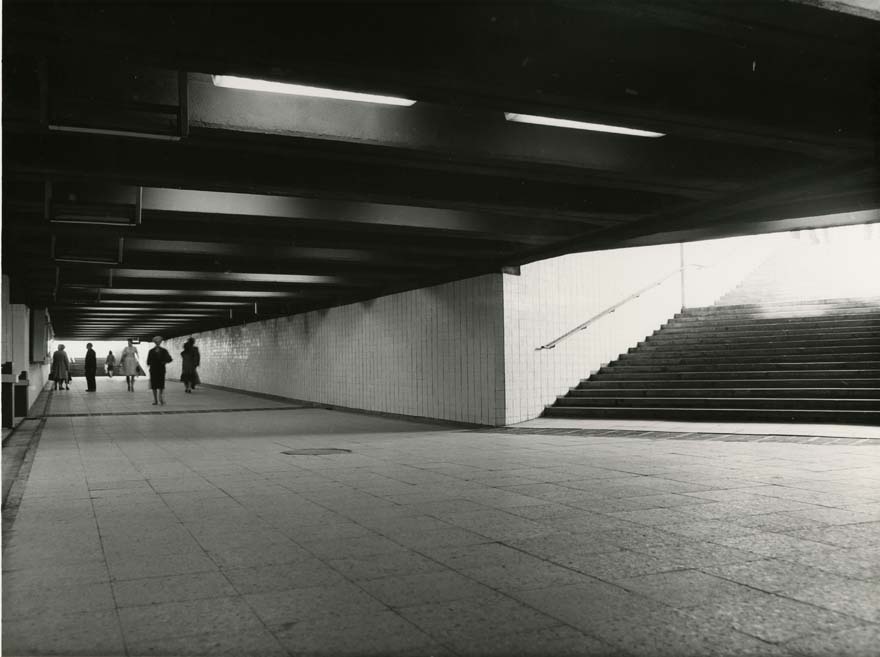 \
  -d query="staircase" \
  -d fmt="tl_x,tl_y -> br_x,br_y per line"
544,239 -> 880,425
